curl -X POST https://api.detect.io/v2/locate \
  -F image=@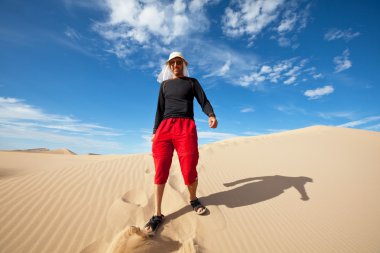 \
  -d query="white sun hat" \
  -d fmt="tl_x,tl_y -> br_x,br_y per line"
166,51 -> 188,65
157,51 -> 190,83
